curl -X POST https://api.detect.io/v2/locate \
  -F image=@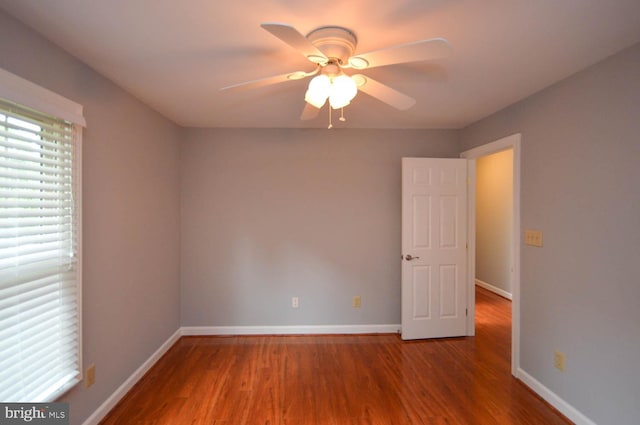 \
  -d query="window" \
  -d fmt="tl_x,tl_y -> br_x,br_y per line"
0,69 -> 84,402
